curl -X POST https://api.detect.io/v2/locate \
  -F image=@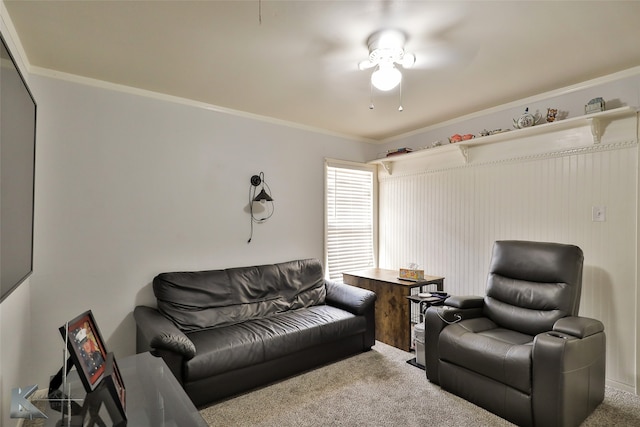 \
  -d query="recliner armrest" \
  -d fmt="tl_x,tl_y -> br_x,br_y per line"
134,306 -> 196,360
553,316 -> 604,338
424,301 -> 485,384
444,295 -> 484,309
532,321 -> 606,426
325,280 -> 376,315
